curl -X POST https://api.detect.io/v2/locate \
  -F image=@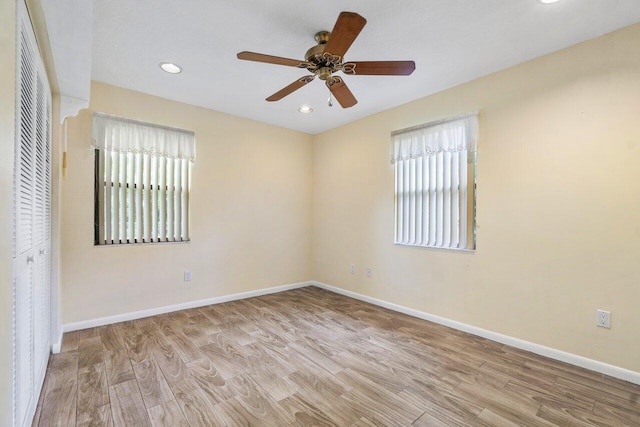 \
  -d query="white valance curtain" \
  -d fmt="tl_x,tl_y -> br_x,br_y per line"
390,113 -> 478,164
92,112 -> 196,162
